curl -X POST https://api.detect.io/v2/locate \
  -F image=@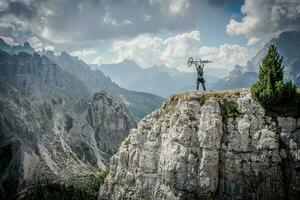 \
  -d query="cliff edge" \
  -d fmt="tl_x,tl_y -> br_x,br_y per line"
100,89 -> 300,200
